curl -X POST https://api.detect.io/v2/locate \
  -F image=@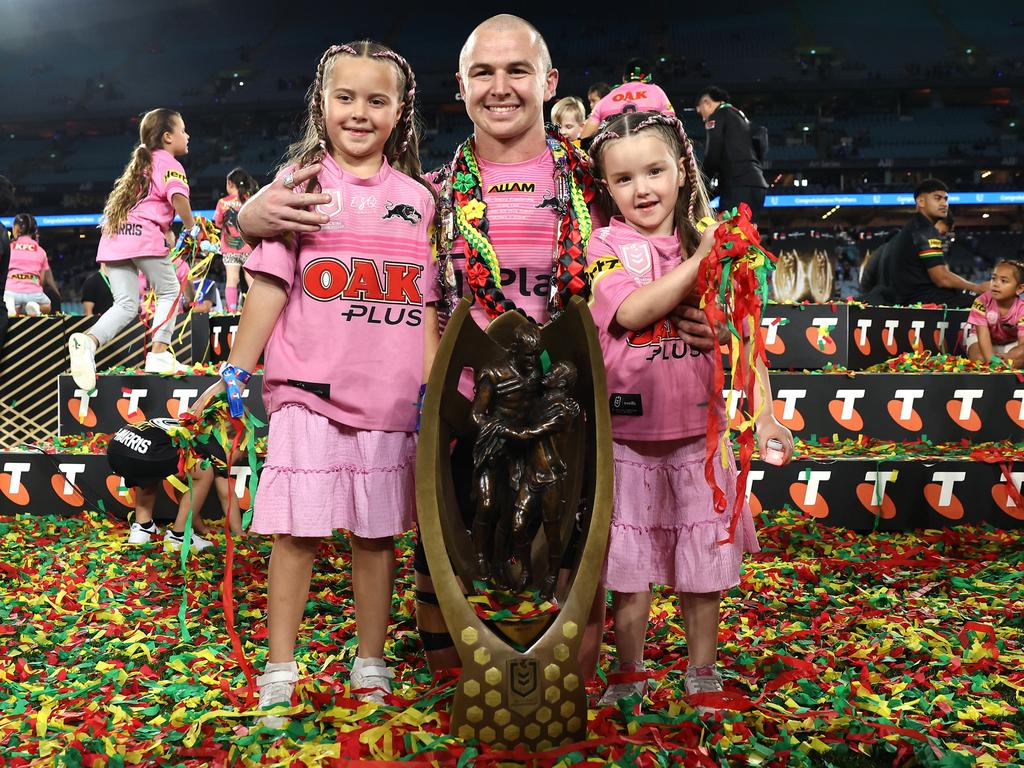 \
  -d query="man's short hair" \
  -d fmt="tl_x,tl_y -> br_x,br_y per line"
0,175 -> 15,214
588,82 -> 611,99
699,86 -> 730,104
914,178 -> 948,198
